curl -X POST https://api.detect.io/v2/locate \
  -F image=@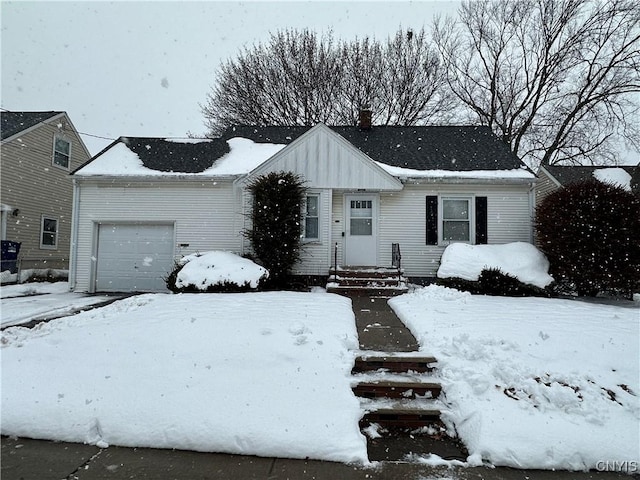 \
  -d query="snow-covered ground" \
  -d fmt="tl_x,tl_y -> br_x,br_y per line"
1,292 -> 368,464
389,285 -> 640,471
1,282 -> 113,328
